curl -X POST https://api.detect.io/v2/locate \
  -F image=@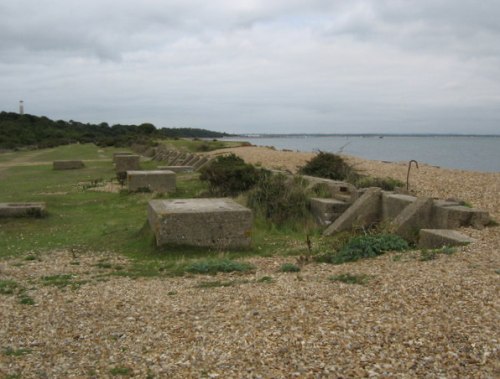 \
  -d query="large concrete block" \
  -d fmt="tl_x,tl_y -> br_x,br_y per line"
148,198 -> 252,248
323,187 -> 382,236
432,205 -> 490,229
157,165 -> 194,173
310,198 -> 350,226
53,160 -> 85,170
382,193 -> 416,221
127,170 -> 176,193
418,229 -> 475,249
115,155 -> 140,172
0,202 -> 46,218
390,197 -> 433,242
